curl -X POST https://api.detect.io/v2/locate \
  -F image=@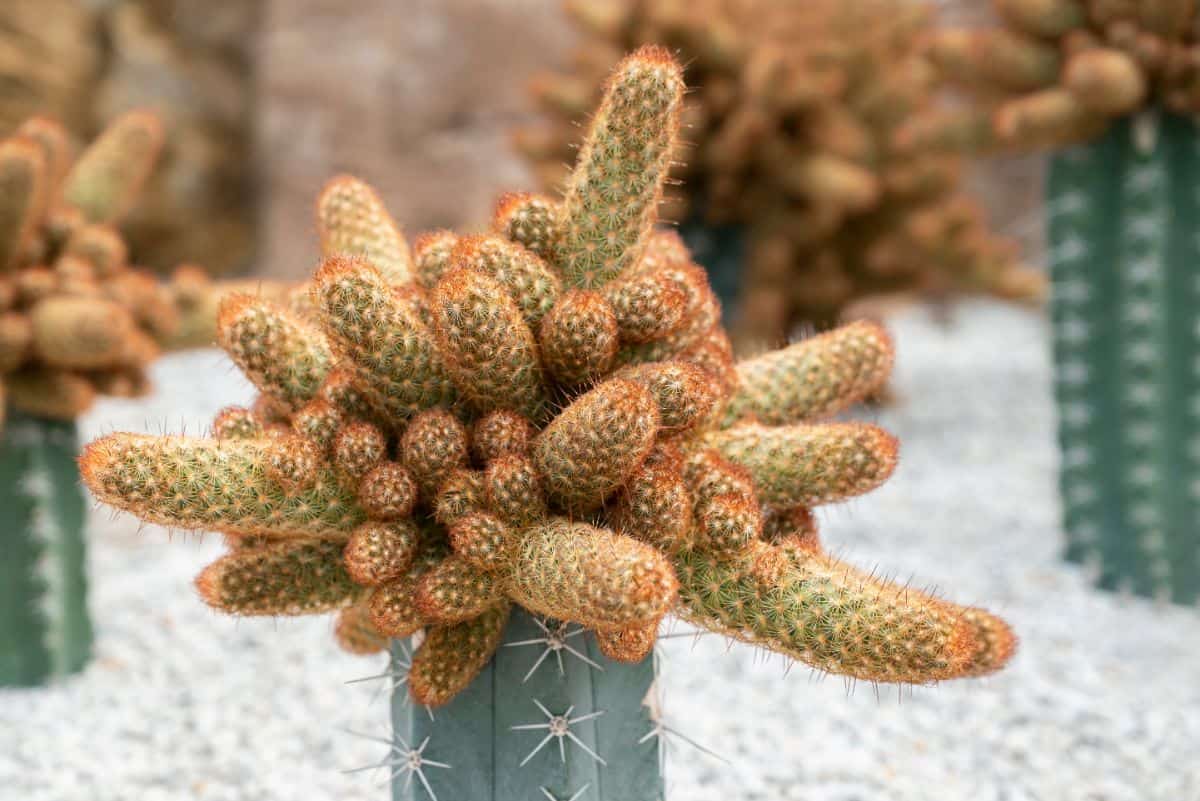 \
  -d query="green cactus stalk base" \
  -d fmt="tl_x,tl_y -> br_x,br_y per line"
392,609 -> 662,801
0,412 -> 92,685
1049,111 -> 1200,604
